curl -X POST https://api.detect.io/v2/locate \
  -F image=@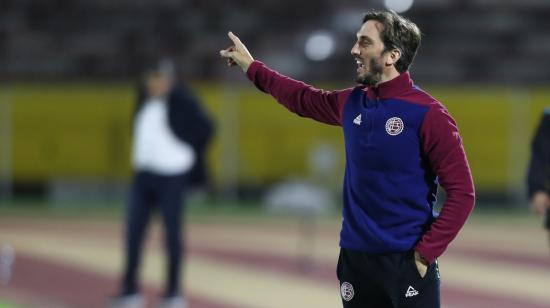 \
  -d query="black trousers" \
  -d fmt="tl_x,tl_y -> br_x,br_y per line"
337,248 -> 440,308
122,171 -> 187,296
